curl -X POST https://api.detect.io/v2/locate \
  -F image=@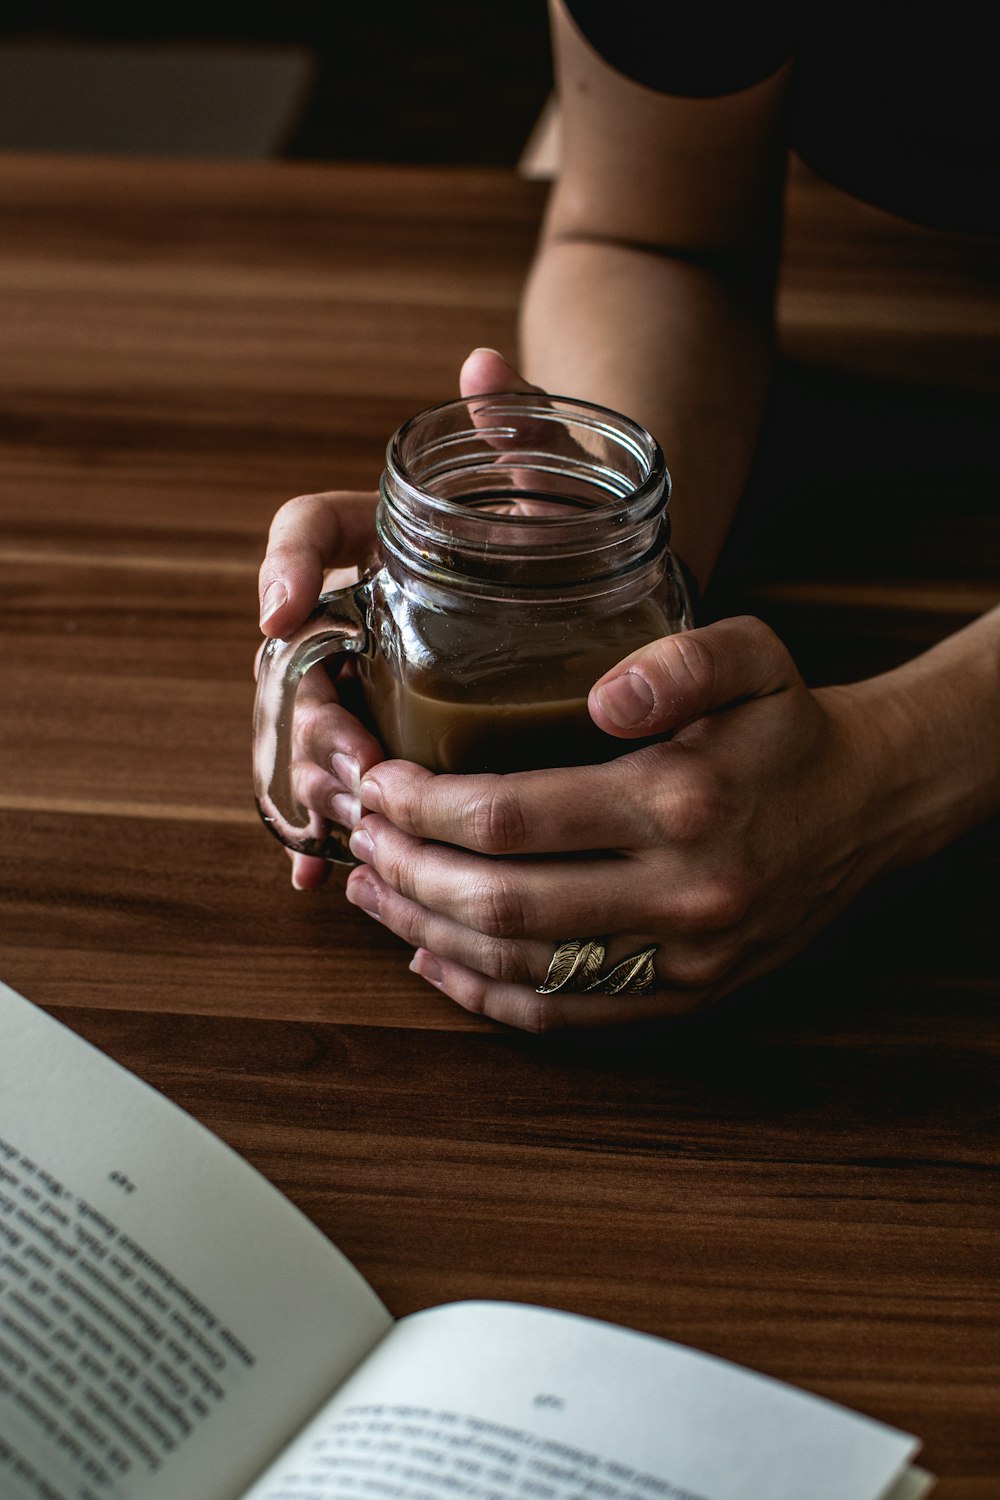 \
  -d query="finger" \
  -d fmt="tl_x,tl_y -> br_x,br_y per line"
589,615 -> 801,739
459,347 -> 540,399
290,754 -> 362,835
357,751 -> 695,857
407,949 -> 705,1032
346,838 -> 740,991
347,814 -> 657,939
295,663 -> 383,789
259,491 -> 378,636
457,350 -> 632,521
287,850 -> 331,892
459,347 -> 599,508
345,862 -> 689,995
344,865 -> 553,985
278,657 -> 385,847
458,349 -> 562,514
